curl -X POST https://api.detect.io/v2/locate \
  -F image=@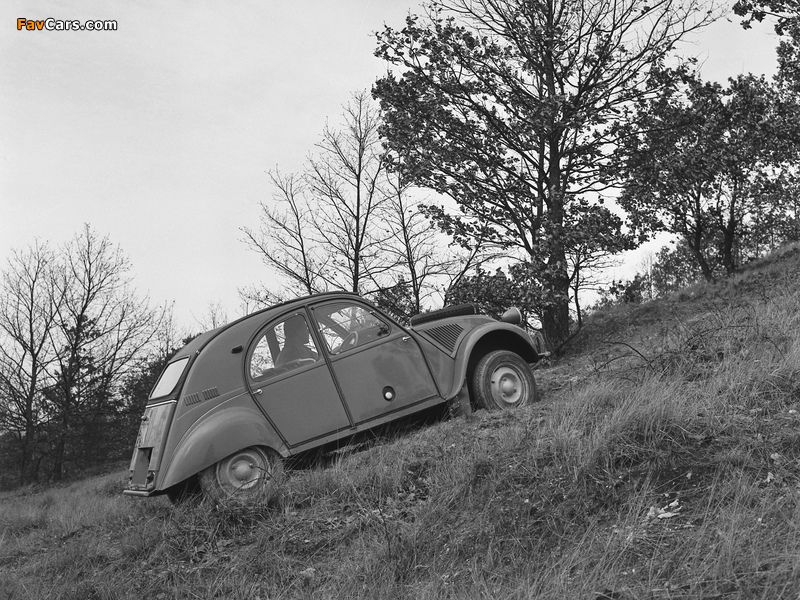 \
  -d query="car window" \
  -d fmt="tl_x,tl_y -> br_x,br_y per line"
249,313 -> 319,381
313,302 -> 391,355
150,357 -> 189,399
